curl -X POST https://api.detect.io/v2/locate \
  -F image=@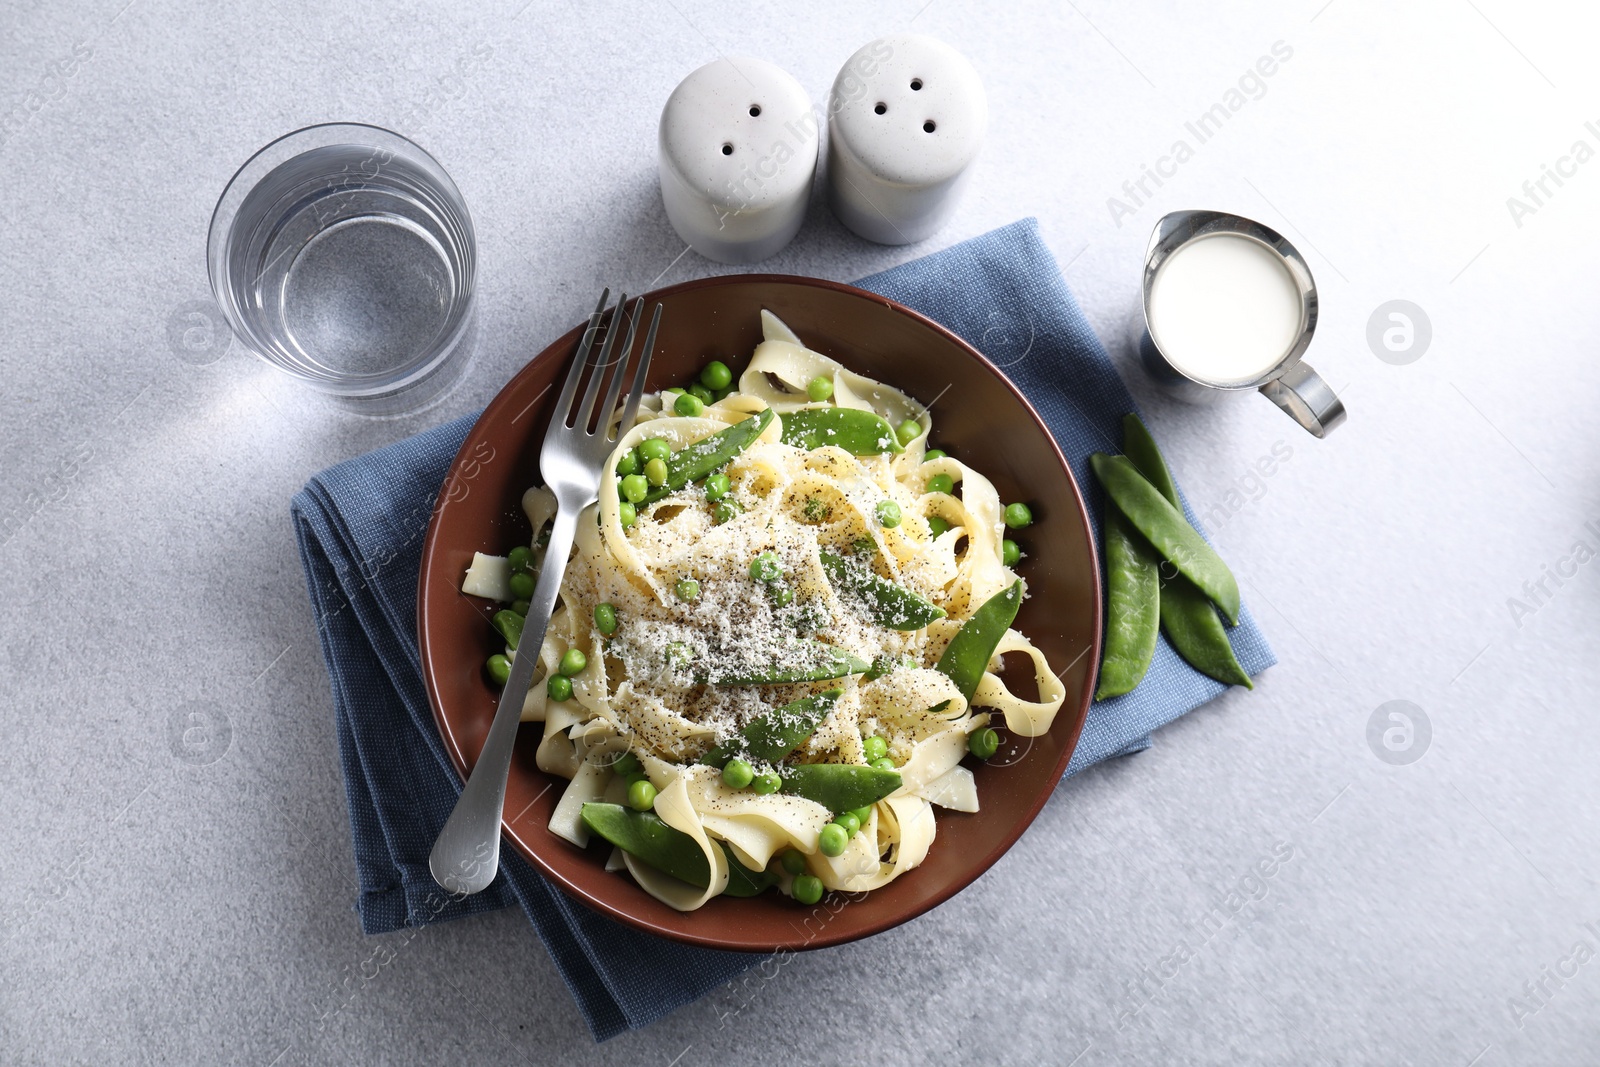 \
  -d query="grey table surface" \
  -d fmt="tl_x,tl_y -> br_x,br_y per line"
3,0 -> 1598,1063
